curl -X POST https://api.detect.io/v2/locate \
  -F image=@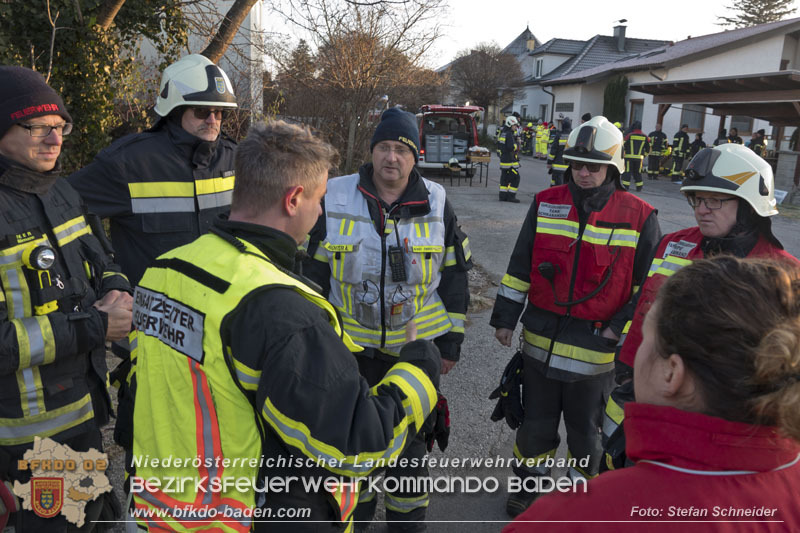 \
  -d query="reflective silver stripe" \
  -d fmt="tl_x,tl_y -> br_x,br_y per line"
21,368 -> 39,416
522,341 -> 613,376
385,493 -> 429,512
0,398 -> 92,441
261,403 -> 407,475
5,268 -> 26,318
537,219 -> 578,235
582,227 -> 638,244
647,258 -> 664,275
448,314 -> 465,330
235,368 -> 259,388
136,489 -> 252,527
131,197 -> 195,214
21,317 -> 46,367
657,258 -> 685,274
568,467 -> 588,482
602,414 -> 619,438
616,332 -> 627,348
498,284 -> 527,303
197,190 -> 232,210
190,361 -> 217,505
54,219 -> 88,243
548,353 -> 613,376
383,367 -> 432,413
